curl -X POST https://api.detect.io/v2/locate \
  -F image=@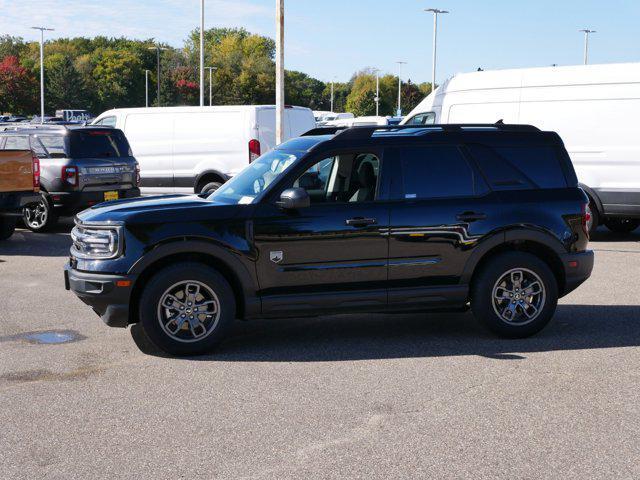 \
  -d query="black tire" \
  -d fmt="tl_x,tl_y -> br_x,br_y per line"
22,193 -> 58,232
0,217 -> 16,240
137,262 -> 236,356
199,181 -> 223,195
604,217 -> 640,234
471,252 -> 558,338
586,199 -> 599,237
